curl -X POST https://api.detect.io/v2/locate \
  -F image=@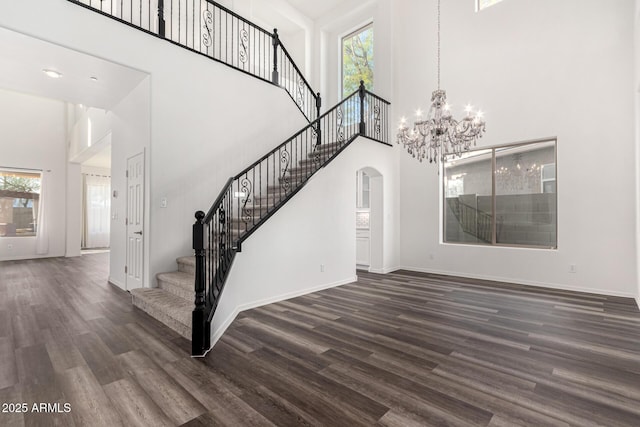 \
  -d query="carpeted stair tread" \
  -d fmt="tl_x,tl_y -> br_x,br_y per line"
131,288 -> 192,339
157,271 -> 193,300
177,256 -> 196,274
176,255 -> 223,278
